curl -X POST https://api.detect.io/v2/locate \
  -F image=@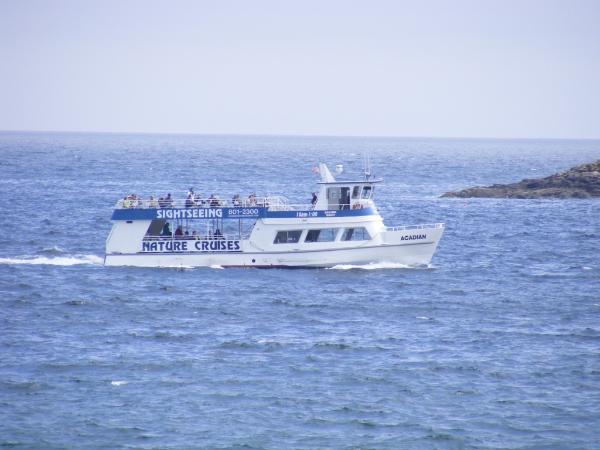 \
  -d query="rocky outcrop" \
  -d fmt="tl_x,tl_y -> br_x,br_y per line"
442,160 -> 600,199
